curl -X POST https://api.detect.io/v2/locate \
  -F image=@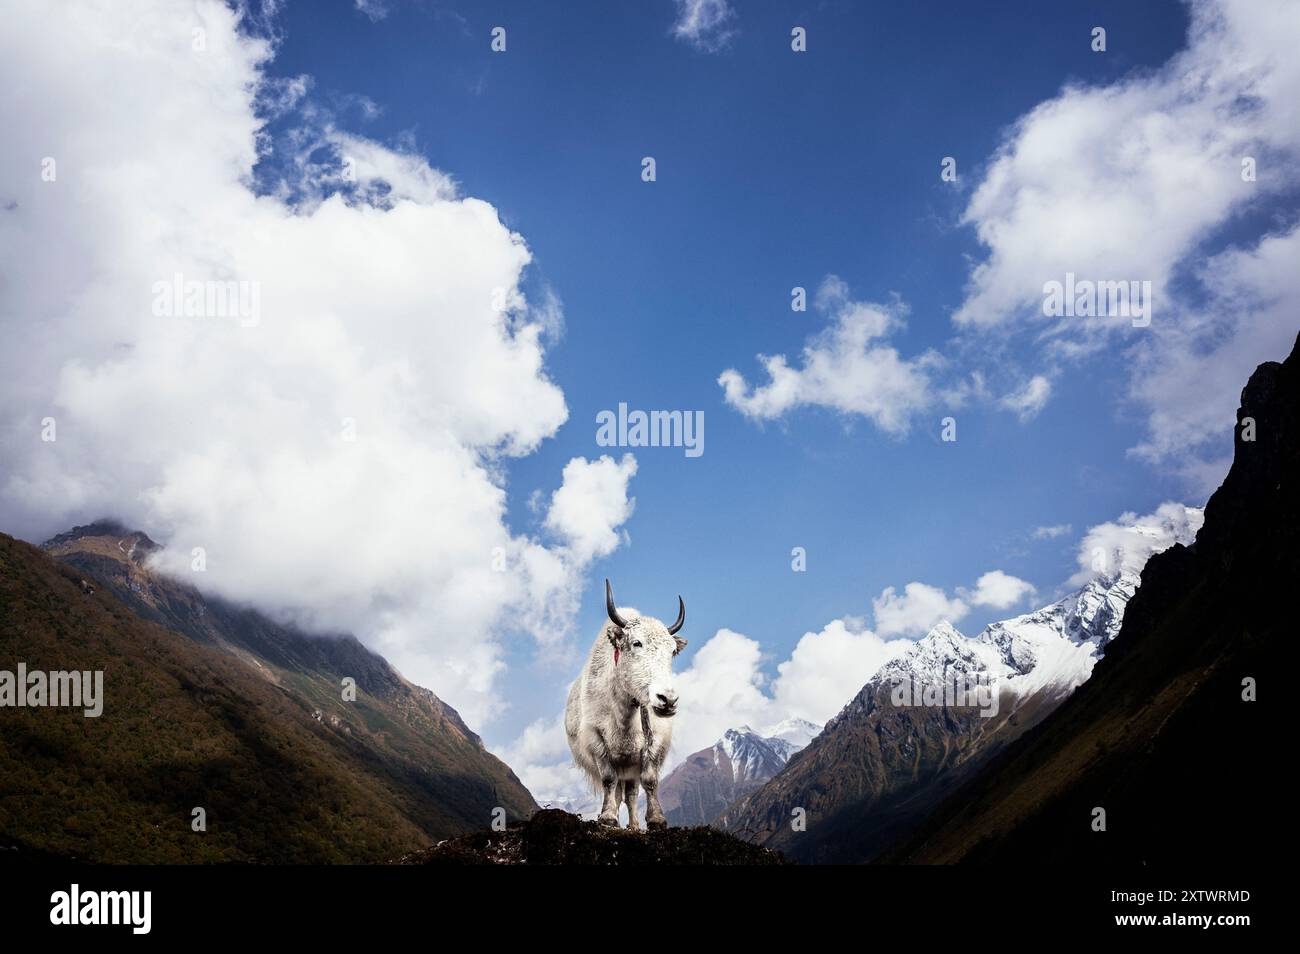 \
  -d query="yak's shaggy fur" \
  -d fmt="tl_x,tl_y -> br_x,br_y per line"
565,586 -> 686,829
